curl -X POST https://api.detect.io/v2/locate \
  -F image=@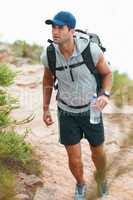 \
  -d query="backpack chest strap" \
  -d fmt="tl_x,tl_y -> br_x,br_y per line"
56,61 -> 84,71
